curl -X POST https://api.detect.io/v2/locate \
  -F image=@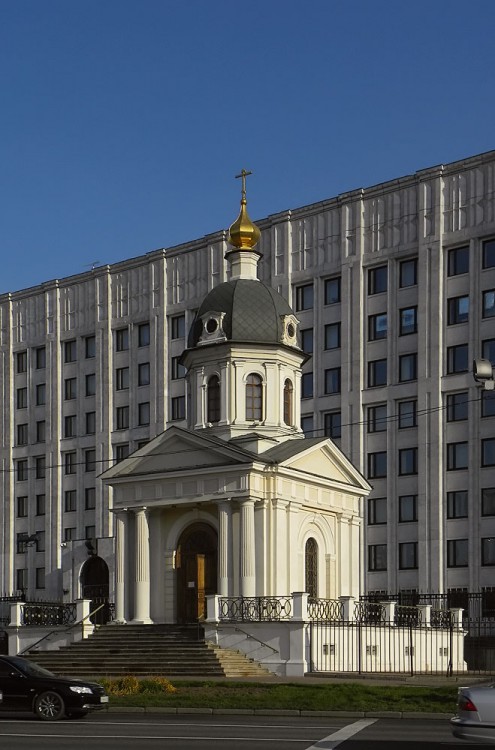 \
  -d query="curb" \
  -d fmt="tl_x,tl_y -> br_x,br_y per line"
106,706 -> 452,720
